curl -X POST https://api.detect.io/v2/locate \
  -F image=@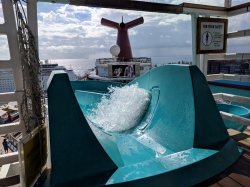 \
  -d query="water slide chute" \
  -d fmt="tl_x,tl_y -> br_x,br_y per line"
47,65 -> 241,186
